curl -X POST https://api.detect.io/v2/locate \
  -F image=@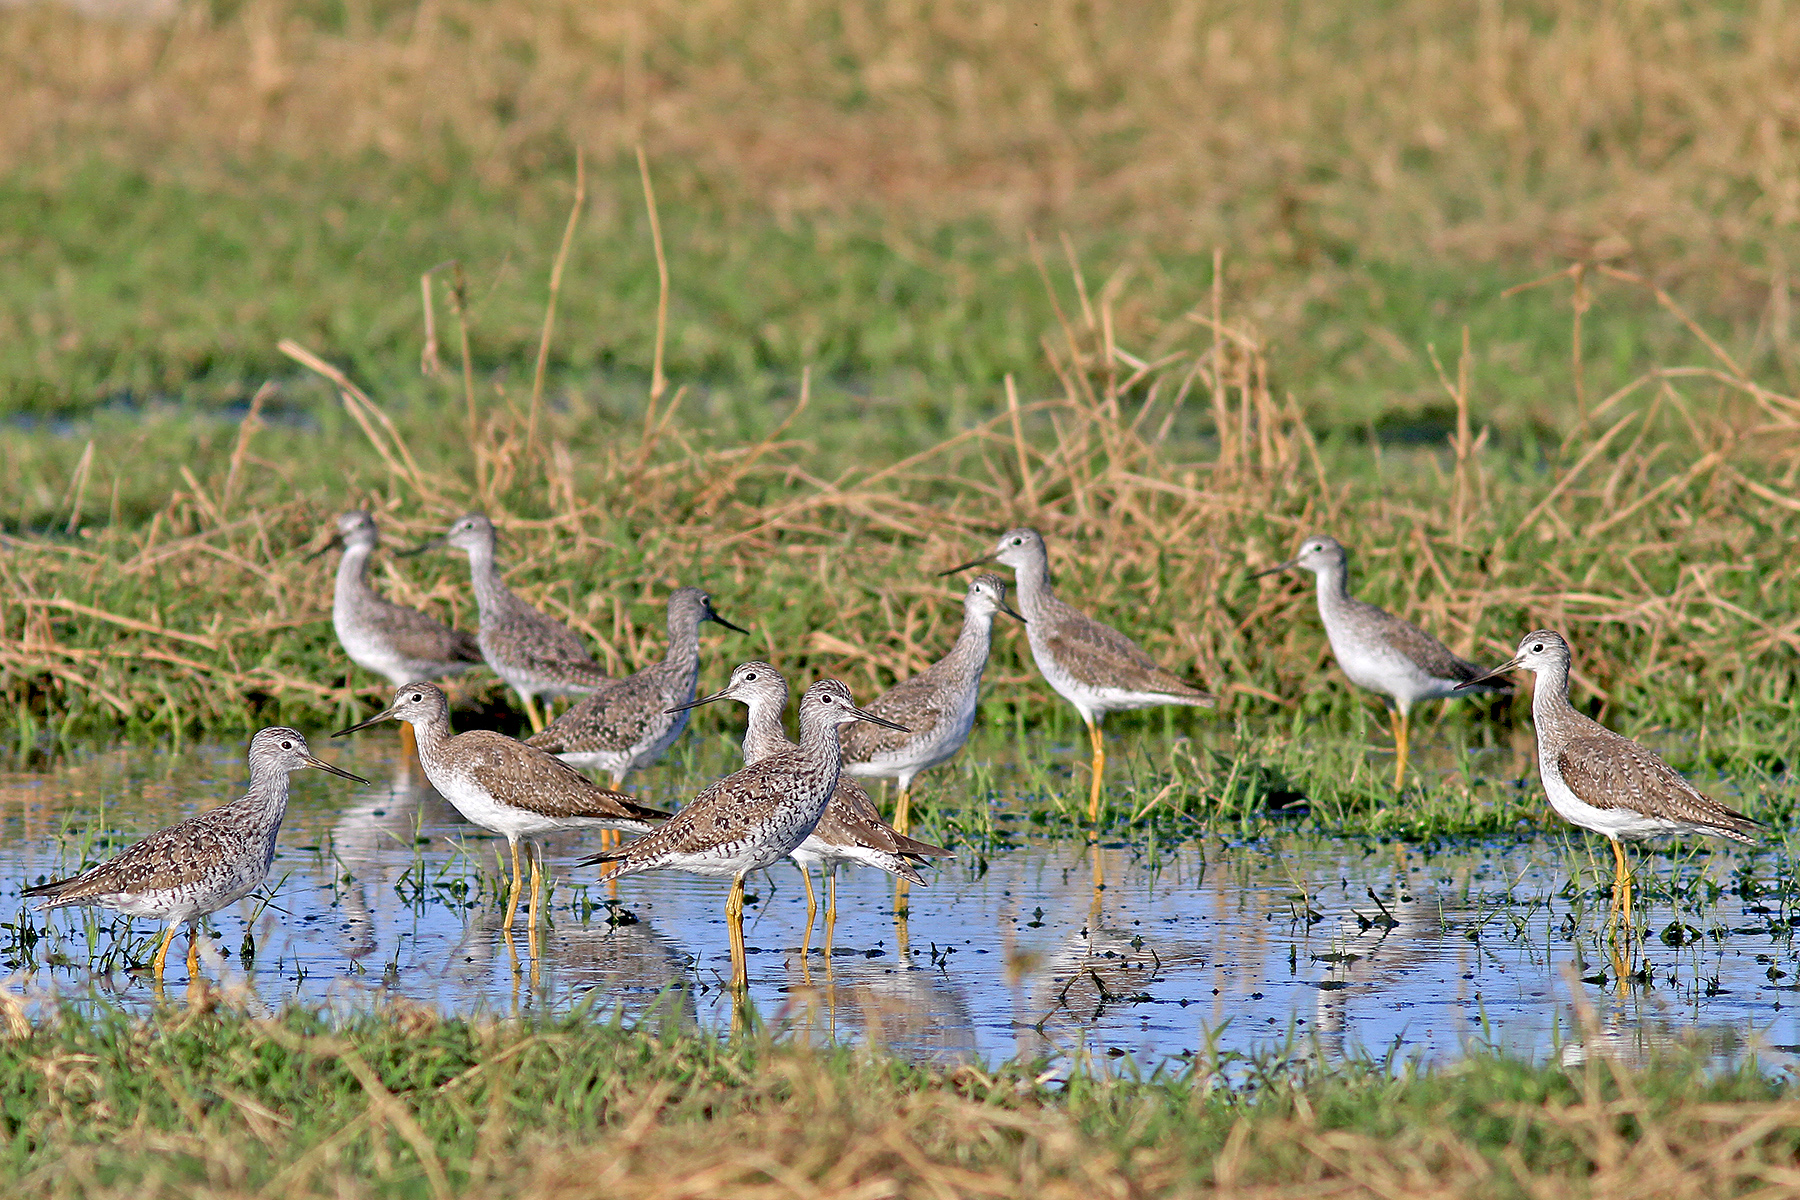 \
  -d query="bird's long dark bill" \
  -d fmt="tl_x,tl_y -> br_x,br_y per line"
1248,559 -> 1298,580
938,553 -> 997,576
333,706 -> 401,737
850,705 -> 909,733
303,535 -> 343,563
998,600 -> 1027,625
710,613 -> 752,635
1455,655 -> 1524,691
665,691 -> 729,716
304,754 -> 370,785
393,535 -> 447,559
